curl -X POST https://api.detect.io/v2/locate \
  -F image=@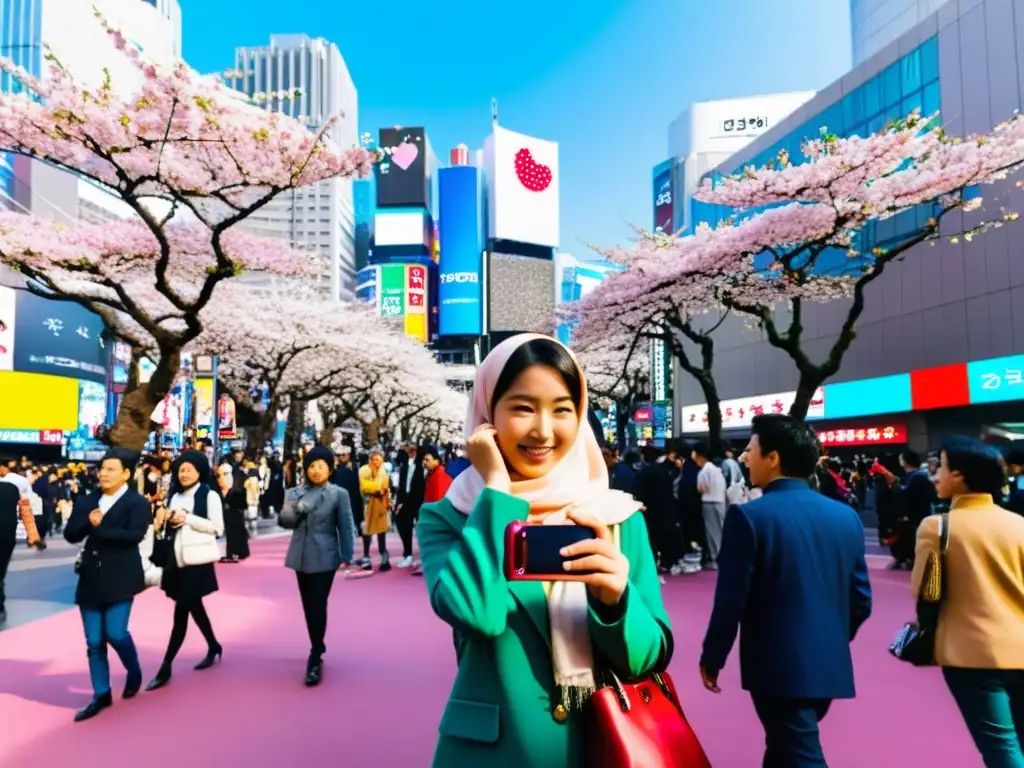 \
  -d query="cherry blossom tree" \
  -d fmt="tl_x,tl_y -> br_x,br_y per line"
575,332 -> 650,449
684,110 -> 1024,418
0,14 -> 374,450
